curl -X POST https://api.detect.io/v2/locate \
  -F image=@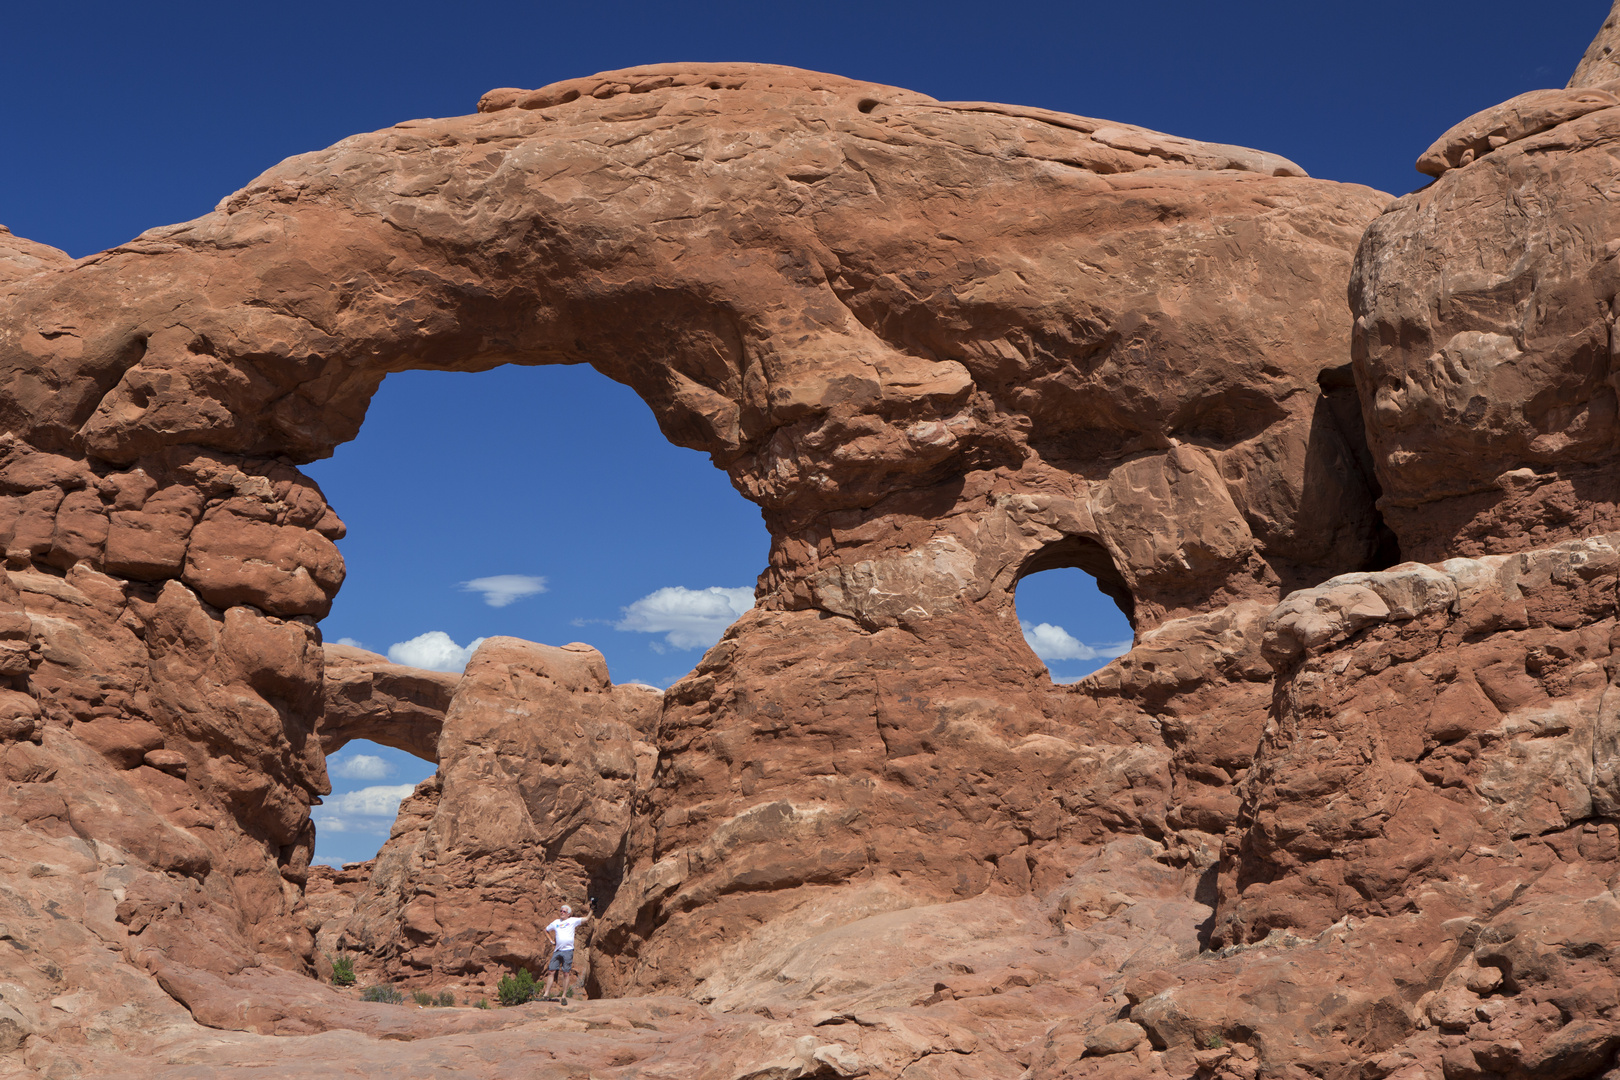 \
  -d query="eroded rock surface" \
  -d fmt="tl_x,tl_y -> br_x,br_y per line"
1354,27 -> 1620,562
1571,0 -> 1620,88
6,7 -> 1620,1077
0,226 -> 71,289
